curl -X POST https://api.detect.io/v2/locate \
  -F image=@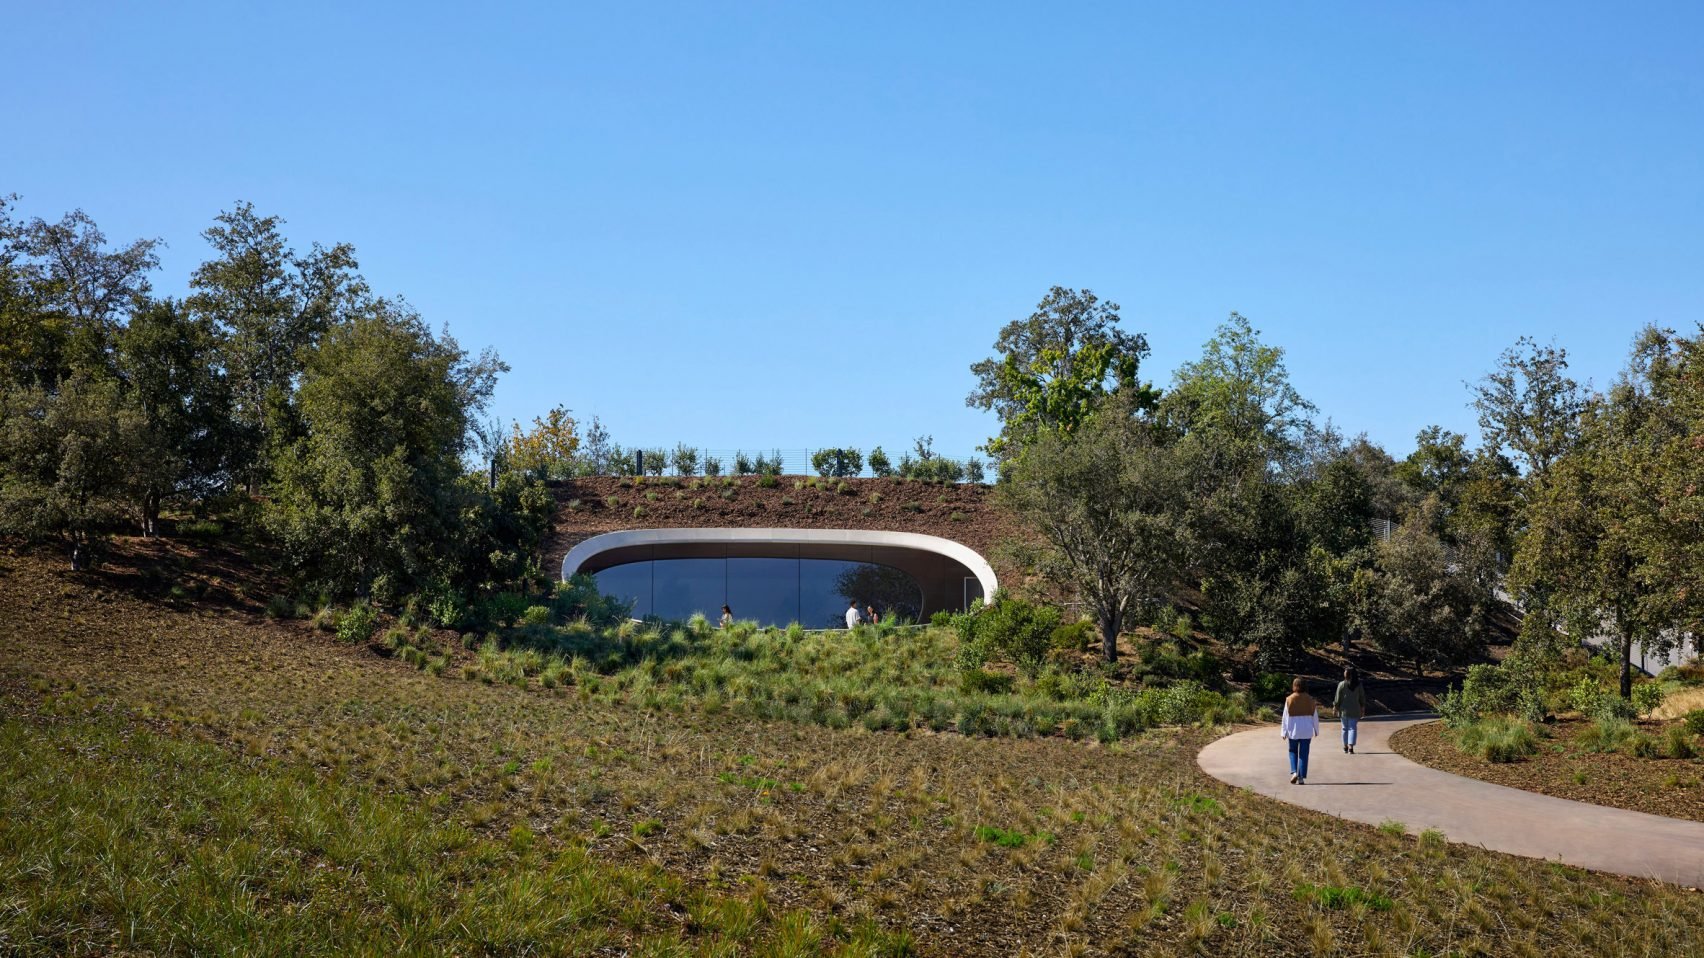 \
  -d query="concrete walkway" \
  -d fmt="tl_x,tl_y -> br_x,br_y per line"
1197,715 -> 1704,887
